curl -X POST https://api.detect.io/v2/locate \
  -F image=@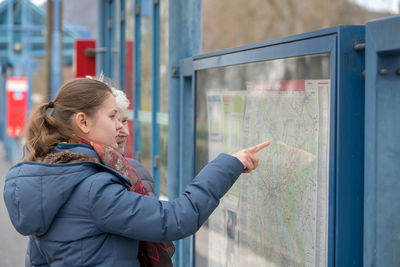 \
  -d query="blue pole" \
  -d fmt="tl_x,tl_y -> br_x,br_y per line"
104,0 -> 114,78
25,0 -> 33,113
151,0 -> 160,196
3,0 -> 23,163
168,1 -> 201,266
6,0 -> 12,59
97,0 -> 114,78
0,68 -> 5,145
3,0 -> 13,156
133,0 -> 142,160
51,0 -> 61,99
97,0 -> 106,74
119,0 -> 126,89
